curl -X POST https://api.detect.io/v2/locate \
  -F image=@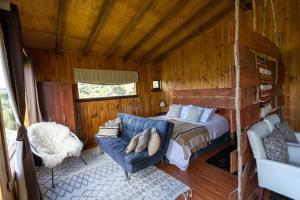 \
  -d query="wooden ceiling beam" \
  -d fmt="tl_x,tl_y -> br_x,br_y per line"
153,5 -> 234,63
123,0 -> 190,61
105,0 -> 153,59
55,0 -> 67,53
82,0 -> 113,56
141,0 -> 220,62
